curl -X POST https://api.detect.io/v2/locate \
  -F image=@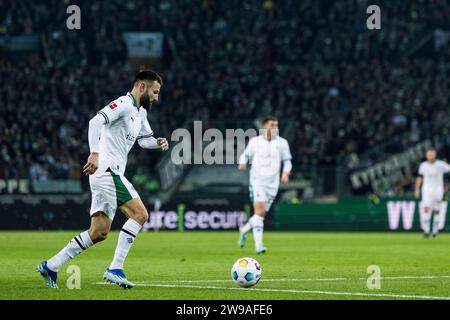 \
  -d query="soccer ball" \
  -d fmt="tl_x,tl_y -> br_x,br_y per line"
231,257 -> 261,288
